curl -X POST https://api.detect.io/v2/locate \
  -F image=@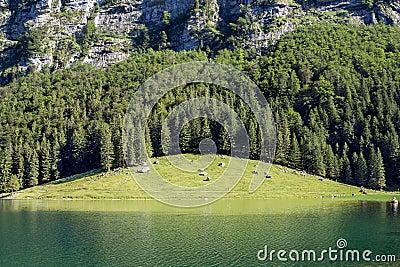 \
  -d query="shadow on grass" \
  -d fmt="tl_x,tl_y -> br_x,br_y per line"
0,193 -> 12,199
49,169 -> 103,185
